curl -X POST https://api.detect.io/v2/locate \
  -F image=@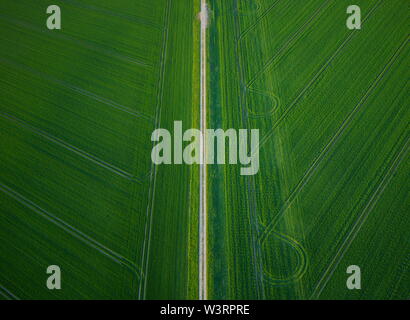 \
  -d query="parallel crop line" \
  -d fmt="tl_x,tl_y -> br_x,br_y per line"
0,14 -> 152,68
199,0 -> 208,301
138,0 -> 172,300
246,0 -> 332,87
259,37 -> 408,244
64,0 -> 163,30
0,56 -> 155,122
0,182 -> 143,278
238,0 -> 281,41
0,111 -> 145,184
255,0 -> 383,152
311,136 -> 410,298
0,284 -> 19,300
234,0 -> 267,298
